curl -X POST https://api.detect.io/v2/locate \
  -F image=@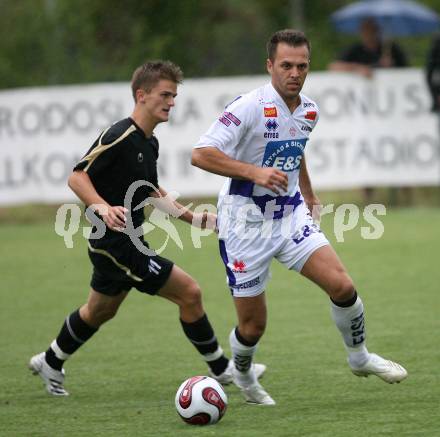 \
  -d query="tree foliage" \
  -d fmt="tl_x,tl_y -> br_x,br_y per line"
0,0 -> 438,88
